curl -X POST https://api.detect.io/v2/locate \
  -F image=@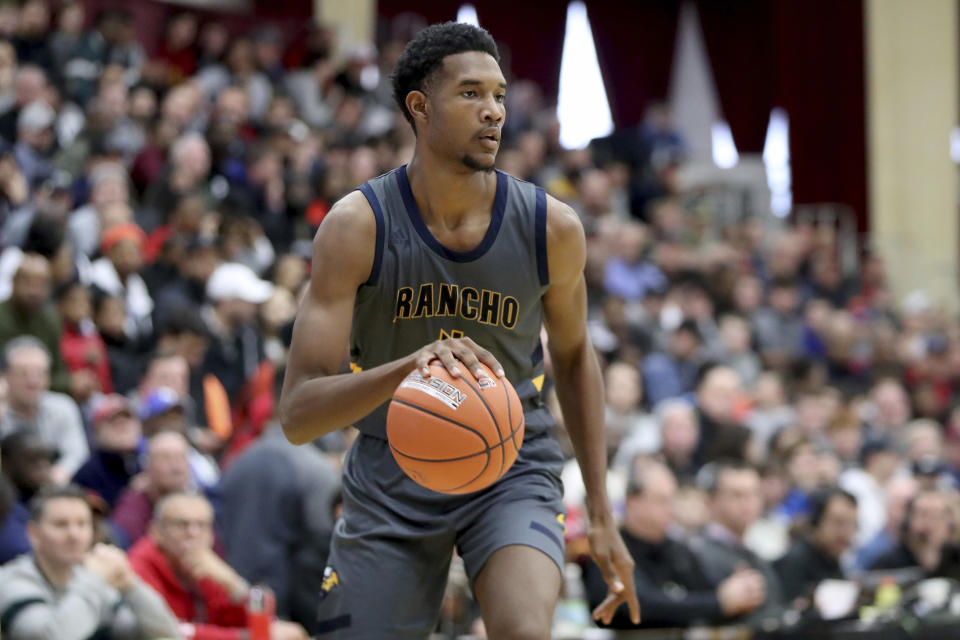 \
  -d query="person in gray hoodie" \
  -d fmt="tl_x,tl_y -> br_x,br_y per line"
0,484 -> 180,640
